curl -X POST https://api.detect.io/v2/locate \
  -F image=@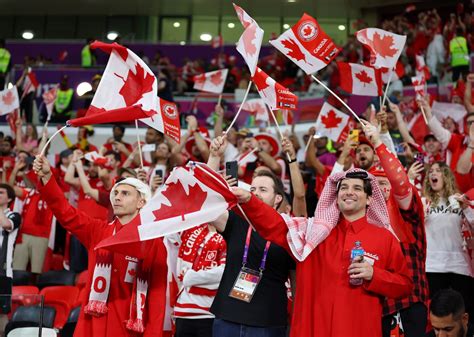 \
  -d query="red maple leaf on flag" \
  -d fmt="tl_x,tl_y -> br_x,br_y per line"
303,25 -> 313,37
321,110 -> 342,128
355,70 -> 373,86
115,63 -> 155,106
210,71 -> 223,86
242,25 -> 257,56
128,268 -> 136,277
152,181 -> 208,221
252,69 -> 270,91
281,38 -> 307,63
194,73 -> 206,84
371,32 -> 397,58
1,91 -> 15,106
